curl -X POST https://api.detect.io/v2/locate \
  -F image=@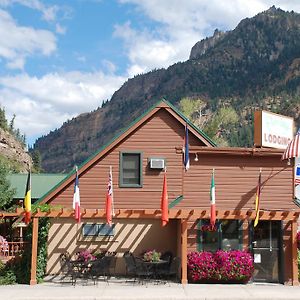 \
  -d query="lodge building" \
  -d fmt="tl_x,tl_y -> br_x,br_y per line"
34,100 -> 299,285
